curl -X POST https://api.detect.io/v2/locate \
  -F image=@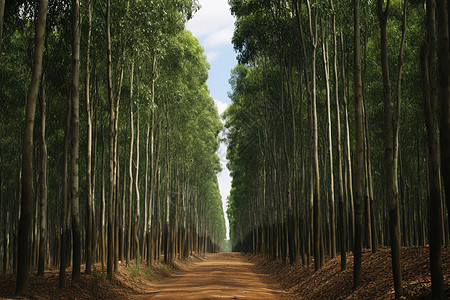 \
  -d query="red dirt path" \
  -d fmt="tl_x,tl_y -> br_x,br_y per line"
134,252 -> 289,299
